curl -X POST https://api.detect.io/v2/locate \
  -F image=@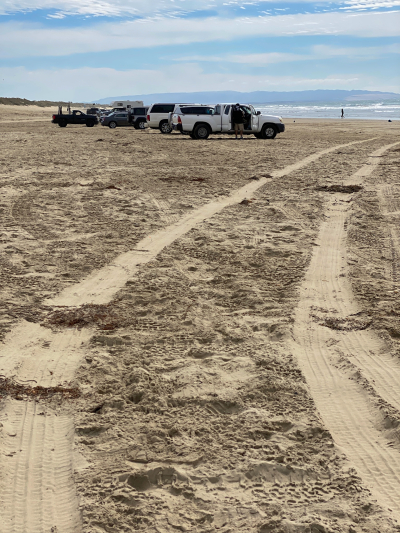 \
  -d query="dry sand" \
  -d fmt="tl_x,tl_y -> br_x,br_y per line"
0,105 -> 400,533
